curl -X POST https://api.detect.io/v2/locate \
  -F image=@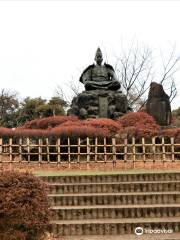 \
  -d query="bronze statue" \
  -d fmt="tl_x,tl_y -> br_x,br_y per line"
79,48 -> 120,91
68,48 -> 128,119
